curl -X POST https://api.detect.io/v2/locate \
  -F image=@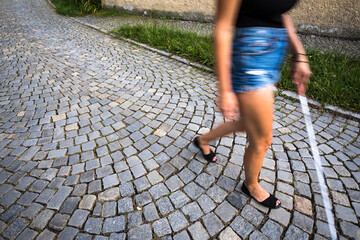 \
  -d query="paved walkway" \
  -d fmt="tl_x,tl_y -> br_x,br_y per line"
0,0 -> 359,239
